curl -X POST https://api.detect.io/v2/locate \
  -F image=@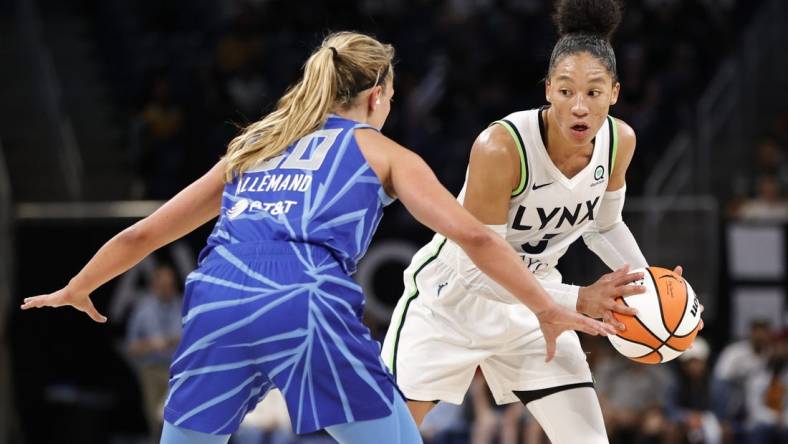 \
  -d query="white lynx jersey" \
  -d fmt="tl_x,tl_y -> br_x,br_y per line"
456,108 -> 619,280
